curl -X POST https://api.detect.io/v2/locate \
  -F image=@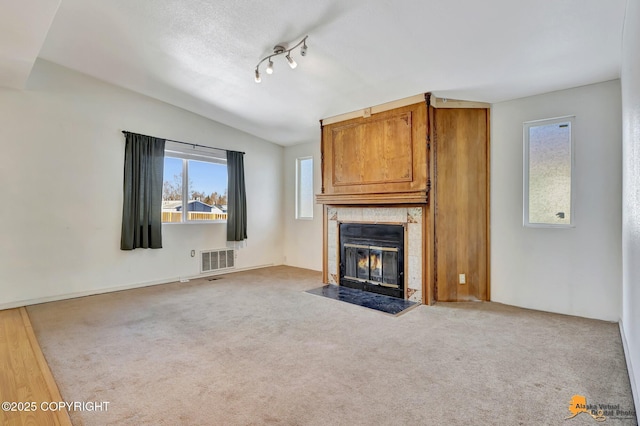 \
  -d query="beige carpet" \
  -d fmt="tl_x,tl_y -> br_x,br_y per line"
27,266 -> 636,425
